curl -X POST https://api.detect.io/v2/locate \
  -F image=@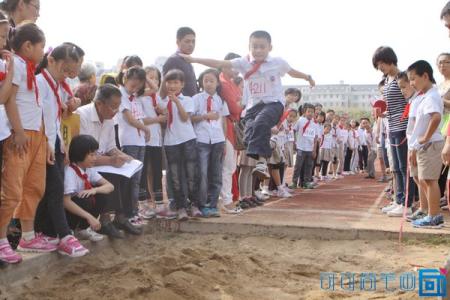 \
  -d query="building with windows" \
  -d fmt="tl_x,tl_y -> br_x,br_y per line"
285,83 -> 380,114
